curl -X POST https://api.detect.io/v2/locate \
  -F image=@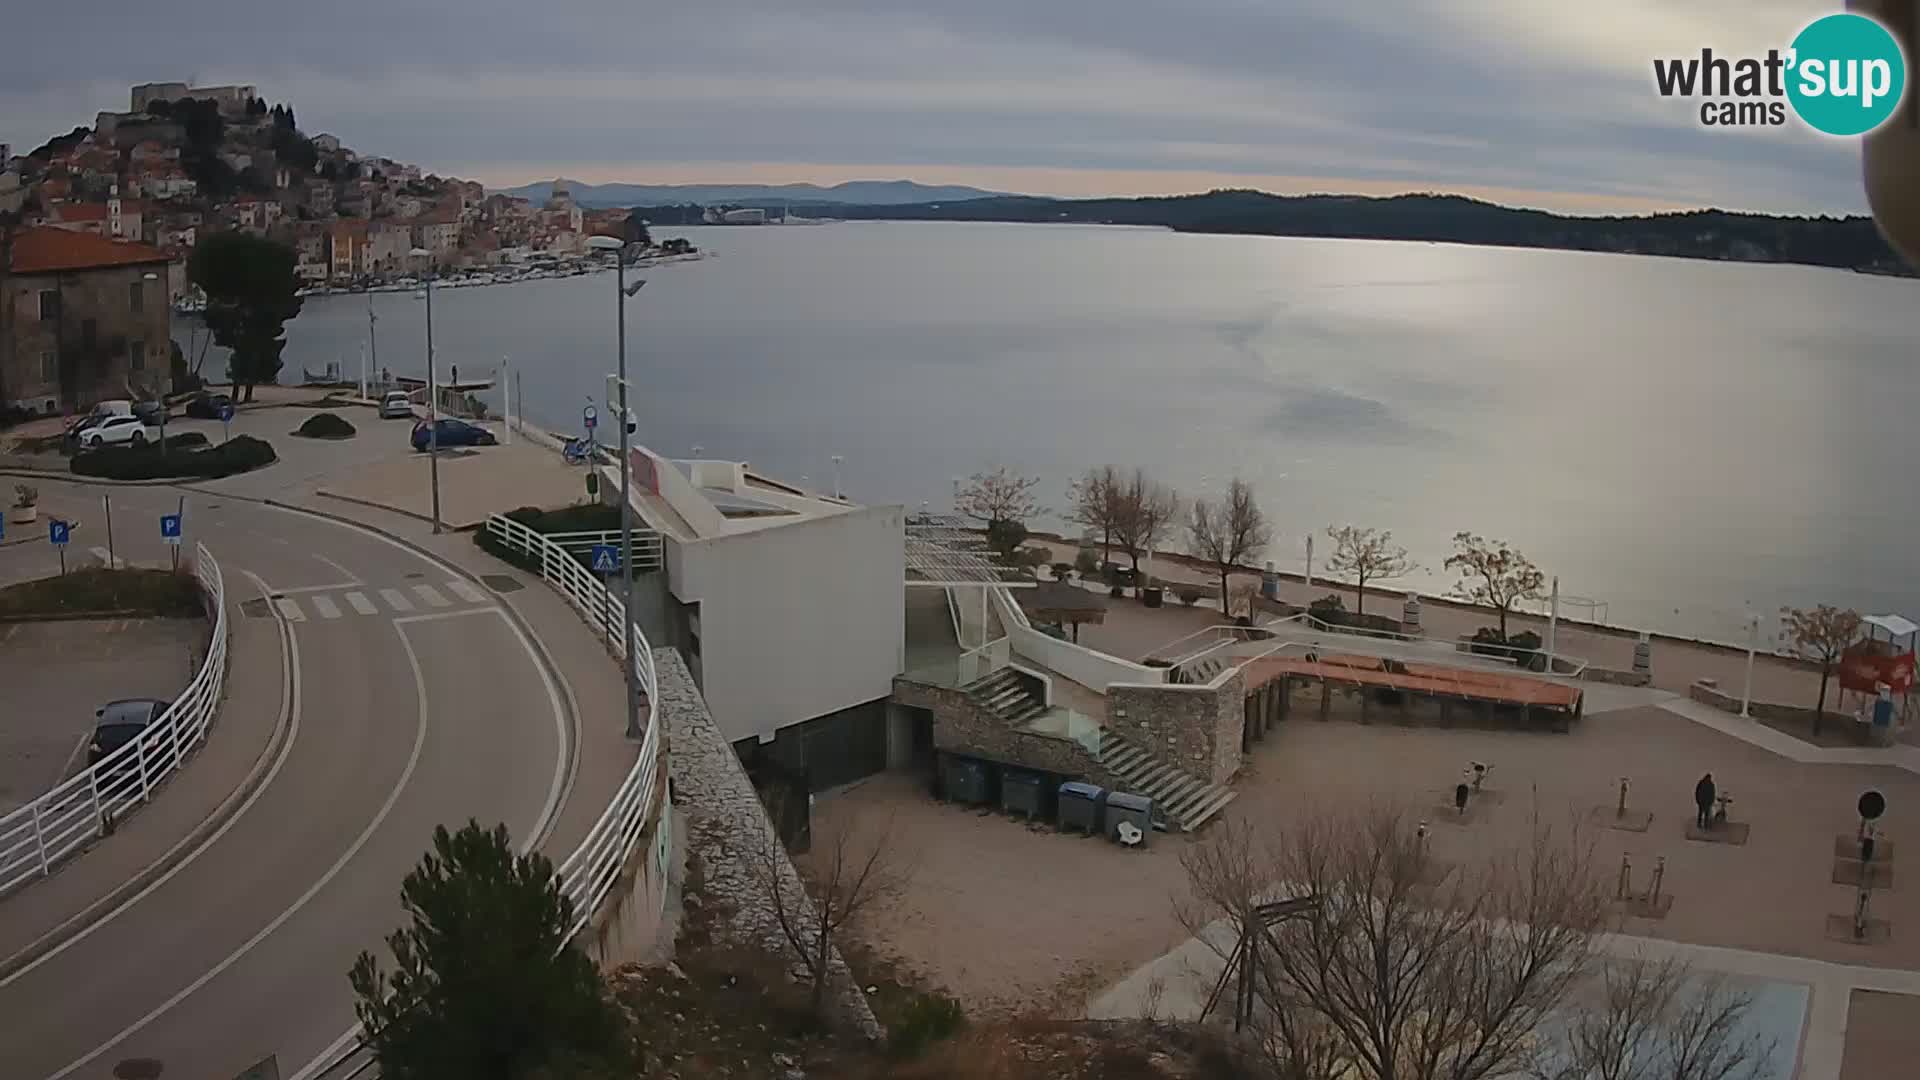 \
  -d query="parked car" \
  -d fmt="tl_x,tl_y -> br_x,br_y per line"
89,698 -> 172,767
379,391 -> 415,419
79,415 -> 161,449
411,418 -> 496,451
184,392 -> 234,420
131,399 -> 166,425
